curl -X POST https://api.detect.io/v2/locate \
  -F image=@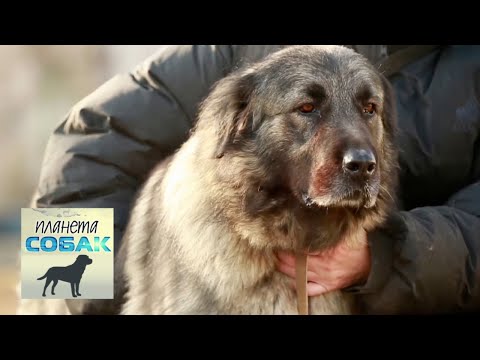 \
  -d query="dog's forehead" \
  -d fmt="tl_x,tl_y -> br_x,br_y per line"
254,46 -> 383,104
269,45 -> 356,60
303,45 -> 361,61
267,45 -> 364,68
259,46 -> 378,85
